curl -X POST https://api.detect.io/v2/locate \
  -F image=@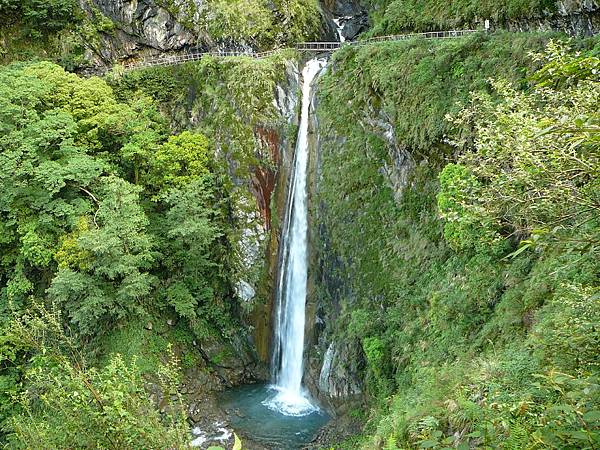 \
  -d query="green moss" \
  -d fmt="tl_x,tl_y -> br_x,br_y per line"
97,316 -> 200,373
313,32 -> 600,448
111,50 -> 298,179
362,0 -> 558,35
